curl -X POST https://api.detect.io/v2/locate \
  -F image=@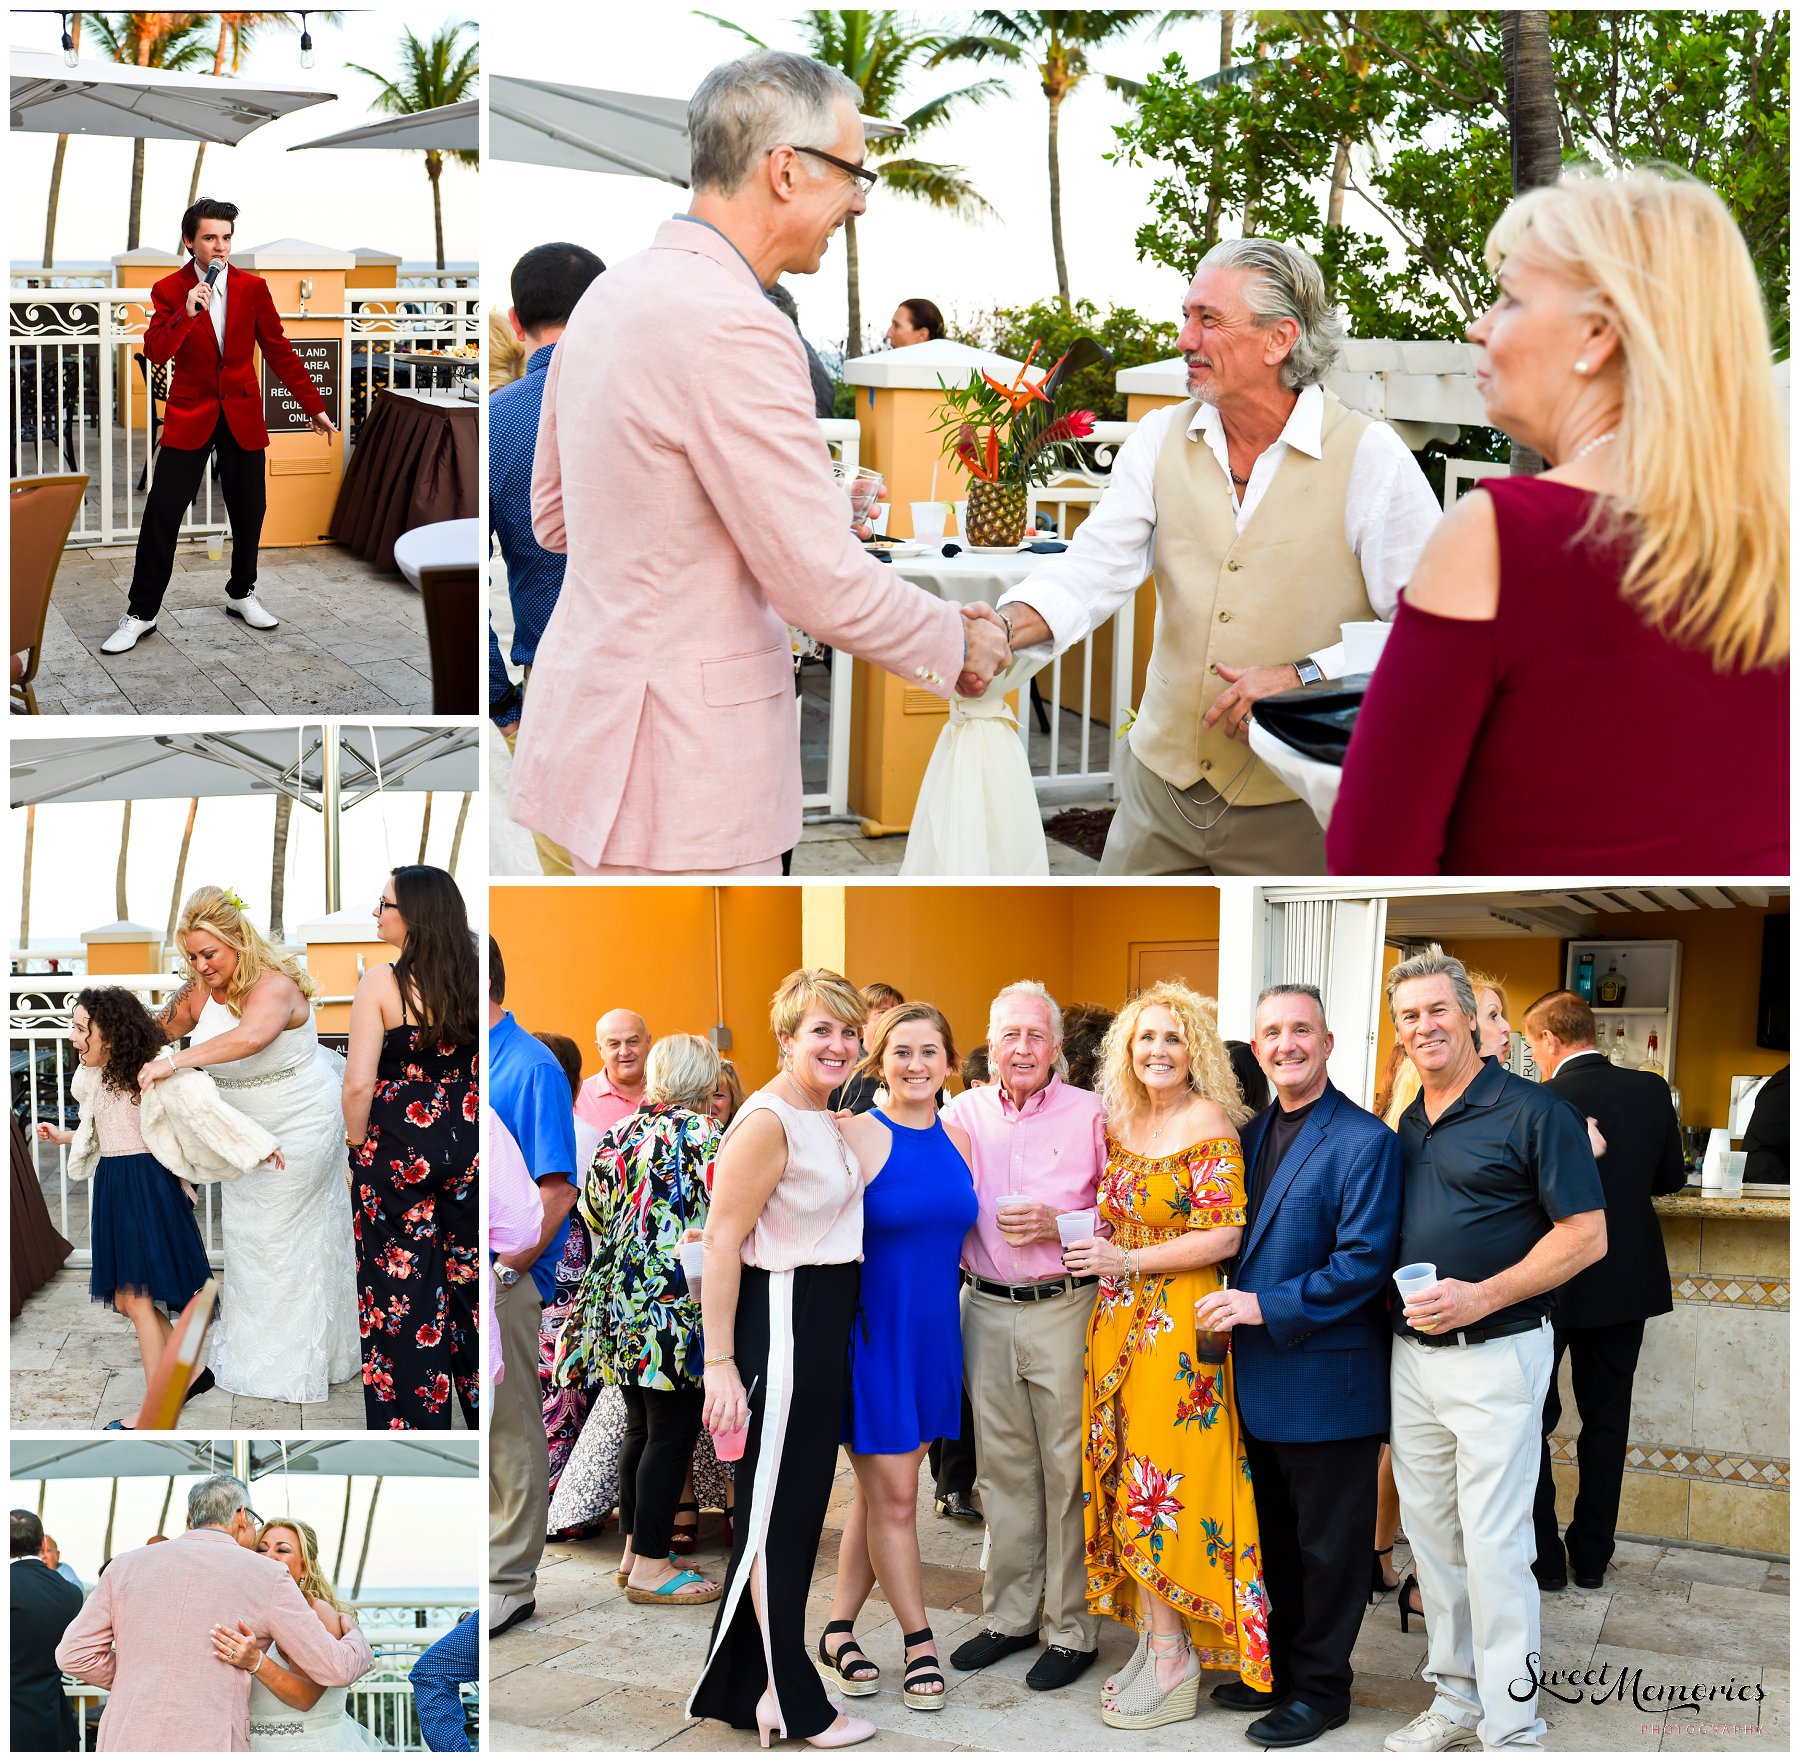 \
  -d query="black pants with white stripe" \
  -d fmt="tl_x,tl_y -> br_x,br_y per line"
689,1261 -> 859,1740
